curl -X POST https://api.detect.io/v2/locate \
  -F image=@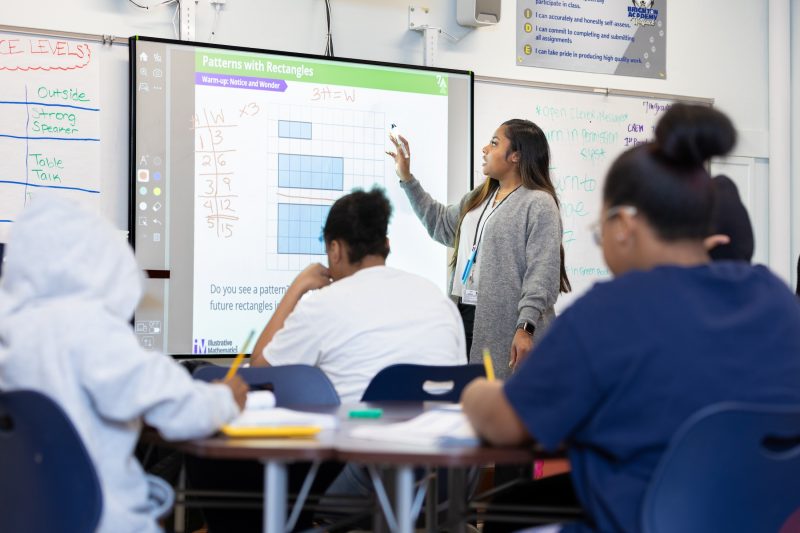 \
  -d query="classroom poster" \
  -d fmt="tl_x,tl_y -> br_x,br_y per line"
516,0 -> 667,79
0,32 -> 101,242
